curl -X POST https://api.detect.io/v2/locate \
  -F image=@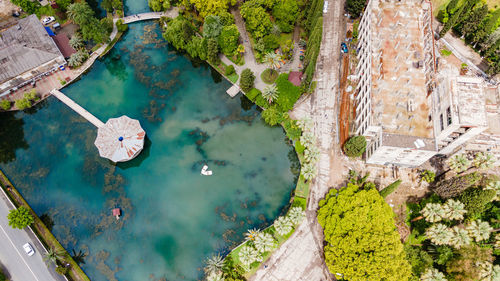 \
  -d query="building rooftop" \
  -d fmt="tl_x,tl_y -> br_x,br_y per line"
0,14 -> 64,85
452,76 -> 488,127
52,33 -> 76,58
369,0 -> 435,139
